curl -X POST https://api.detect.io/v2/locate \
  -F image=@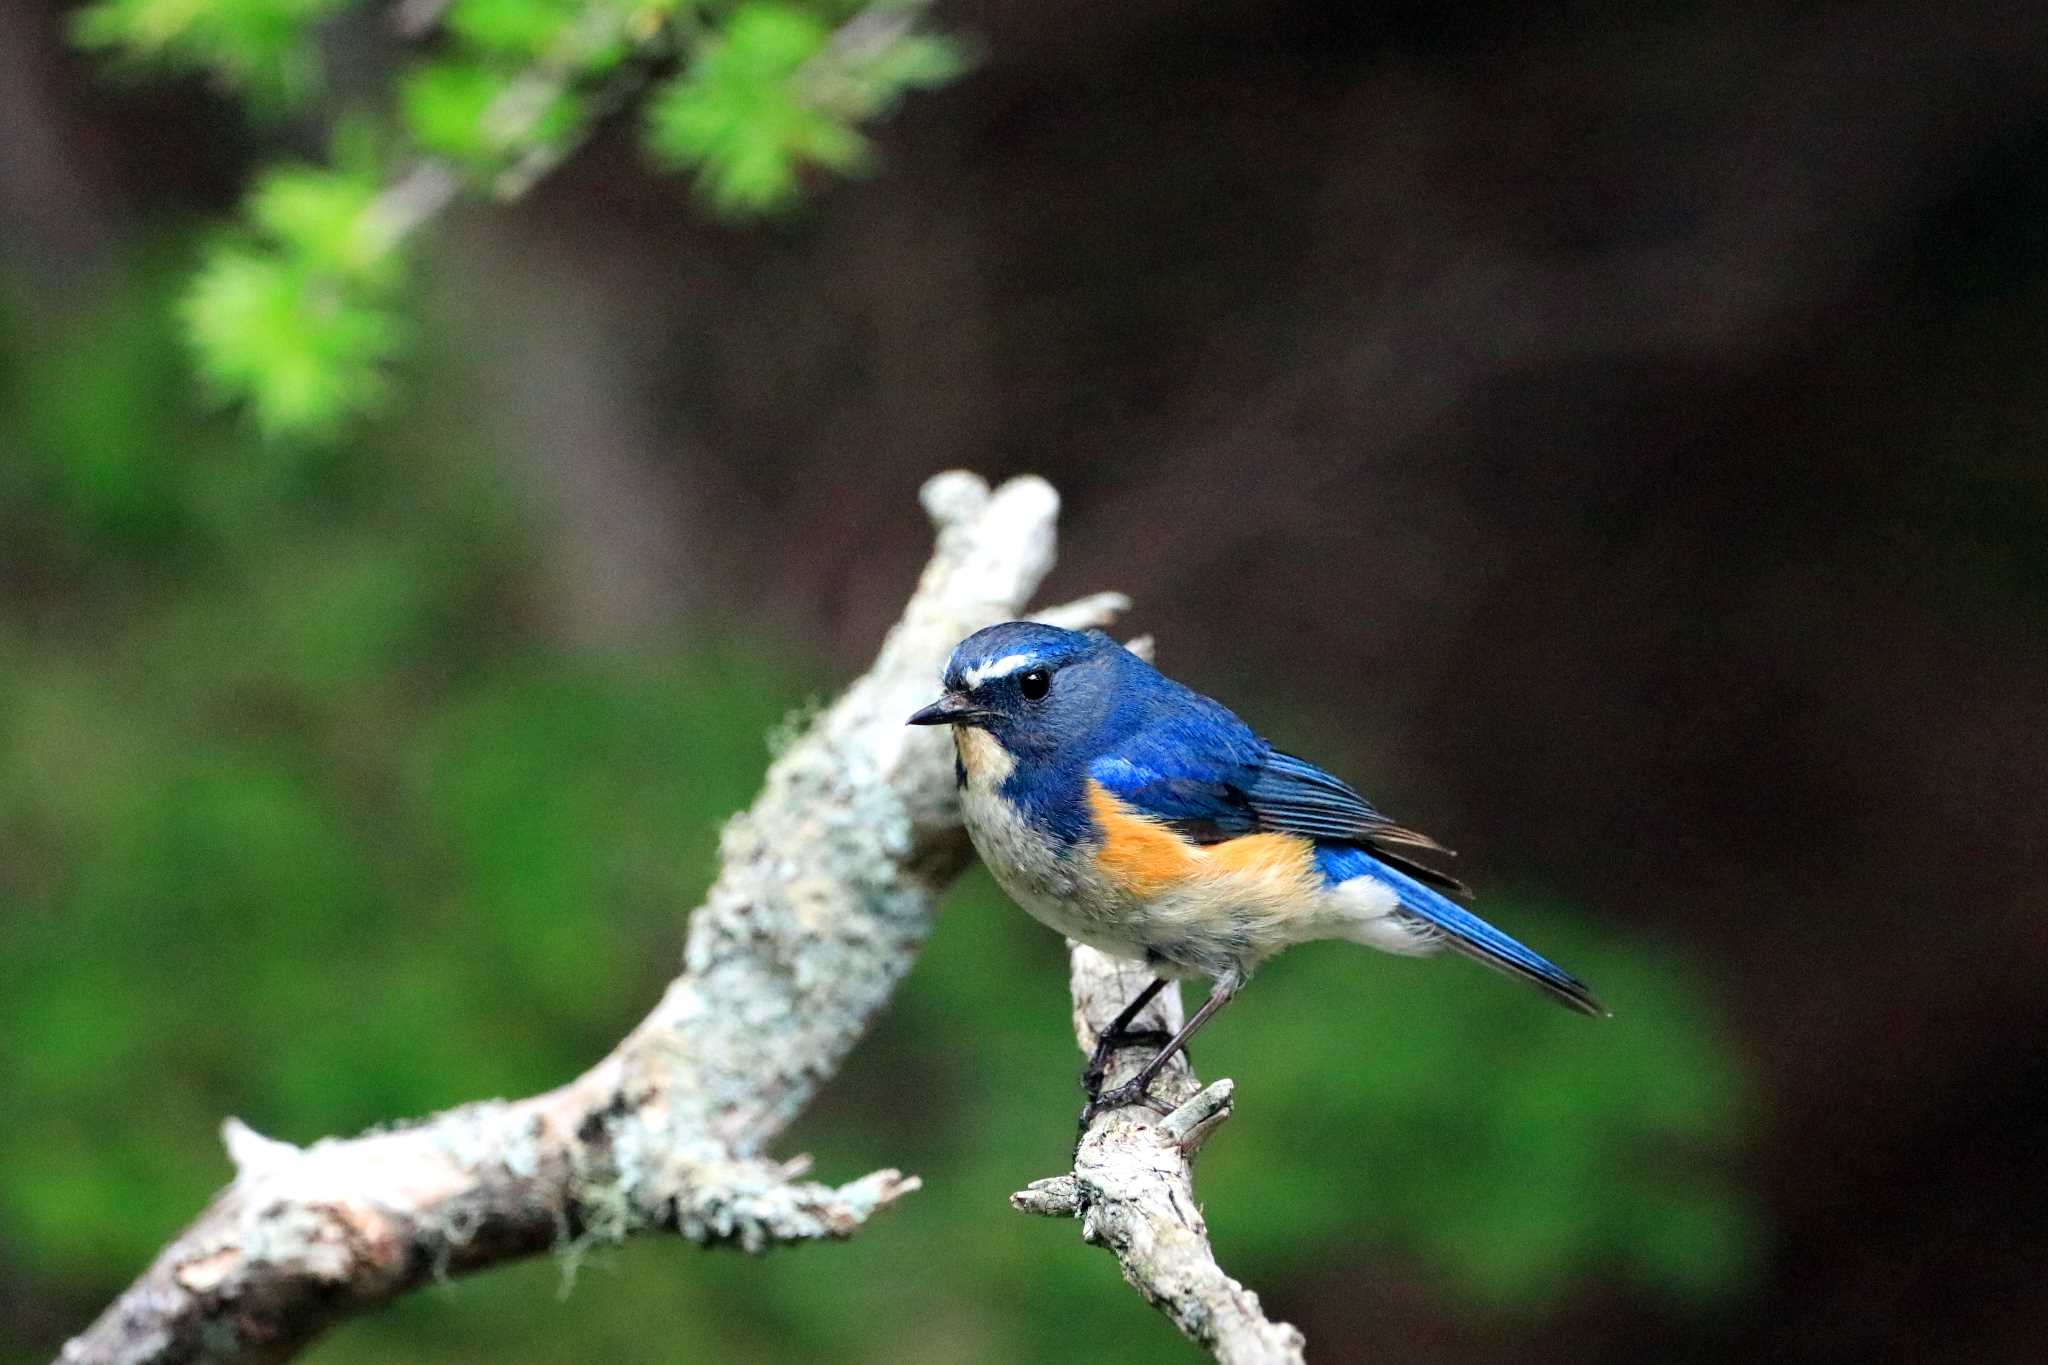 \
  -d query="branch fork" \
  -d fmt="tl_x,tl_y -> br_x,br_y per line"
60,472 -> 1301,1365
1011,945 -> 1307,1365
62,474 -> 1104,1365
